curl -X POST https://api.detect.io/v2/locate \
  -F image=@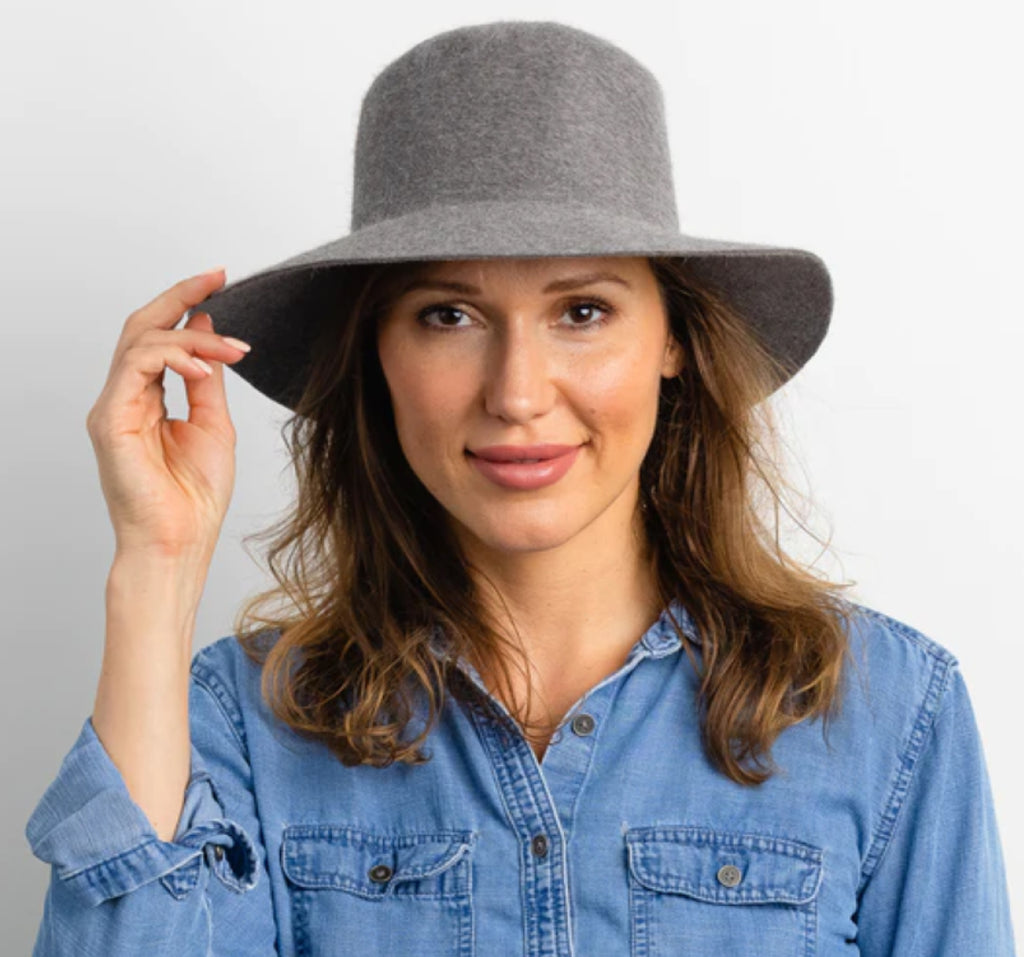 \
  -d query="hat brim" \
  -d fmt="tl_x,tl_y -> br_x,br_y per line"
192,200 -> 832,411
